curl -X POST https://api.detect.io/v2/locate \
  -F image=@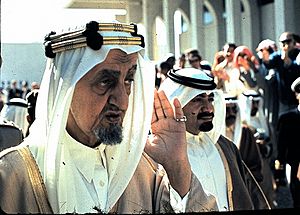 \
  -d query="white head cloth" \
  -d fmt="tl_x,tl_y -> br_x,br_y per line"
159,68 -> 225,145
222,95 -> 242,149
0,98 -> 29,136
21,20 -> 155,213
238,90 -> 269,137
